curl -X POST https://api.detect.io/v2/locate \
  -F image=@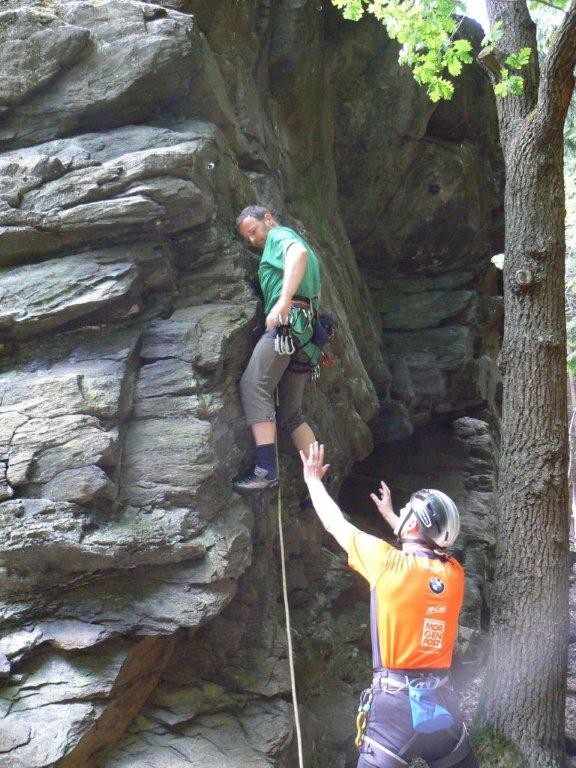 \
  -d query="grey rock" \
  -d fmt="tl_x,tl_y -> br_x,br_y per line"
0,461 -> 13,502
384,327 -> 474,374
0,495 -> 251,588
373,139 -> 497,277
0,250 -> 138,339
0,330 -> 140,421
327,6 -> 502,275
0,634 -> 178,768
43,466 -> 117,505
5,646 -> 128,714
38,620 -> 111,652
0,626 -> 43,663
0,652 -> 10,679
0,1 -> 204,150
0,719 -> 32,754
375,288 -> 476,331
106,699 -> 294,768
371,399 -> 414,443
0,123 -> 241,267
9,415 -> 118,487
0,8 -> 90,110
0,704 -> 99,768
